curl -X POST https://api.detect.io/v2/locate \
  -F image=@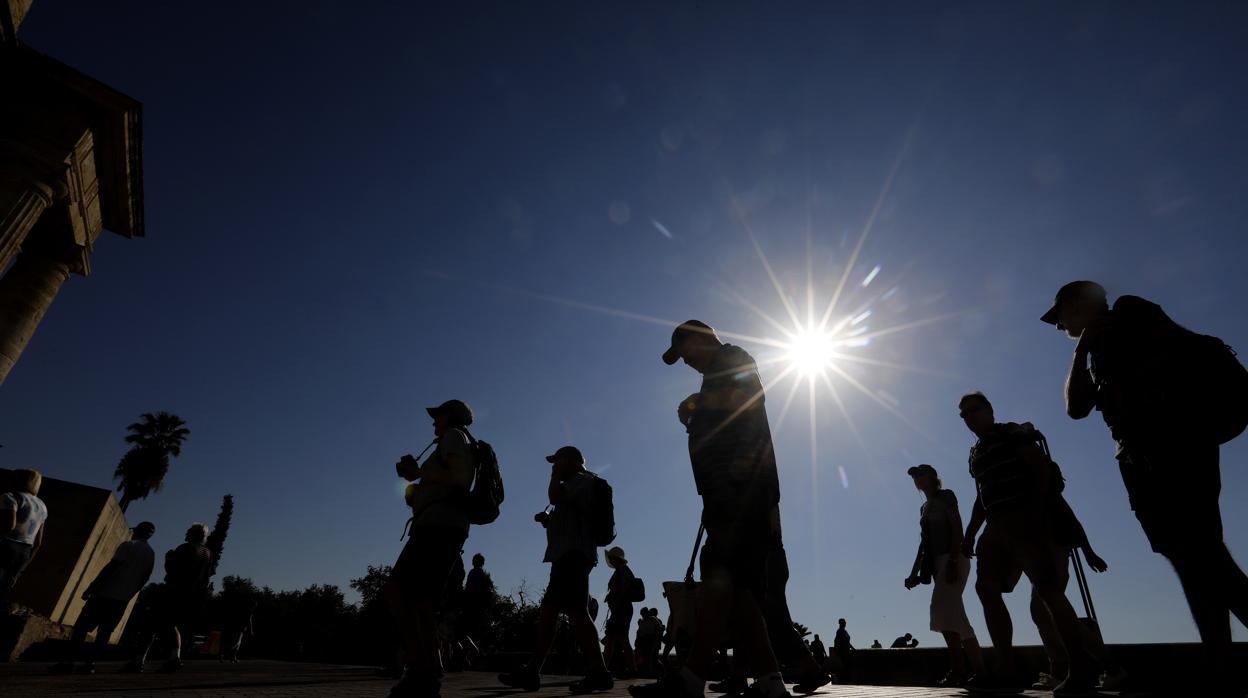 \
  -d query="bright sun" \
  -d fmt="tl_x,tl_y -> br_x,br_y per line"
784,328 -> 839,377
